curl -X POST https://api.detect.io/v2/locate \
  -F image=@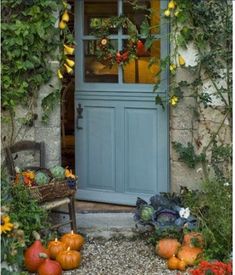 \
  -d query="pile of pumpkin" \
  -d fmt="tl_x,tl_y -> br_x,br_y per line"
24,231 -> 84,274
155,232 -> 204,272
